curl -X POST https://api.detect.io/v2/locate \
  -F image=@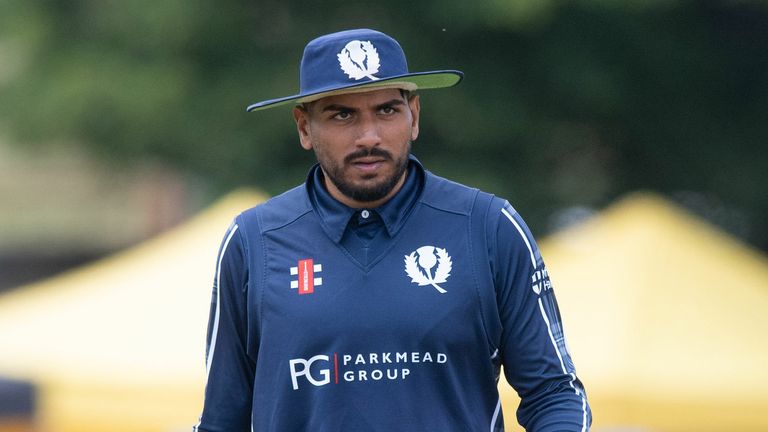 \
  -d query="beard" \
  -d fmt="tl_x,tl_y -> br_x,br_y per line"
318,143 -> 410,203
